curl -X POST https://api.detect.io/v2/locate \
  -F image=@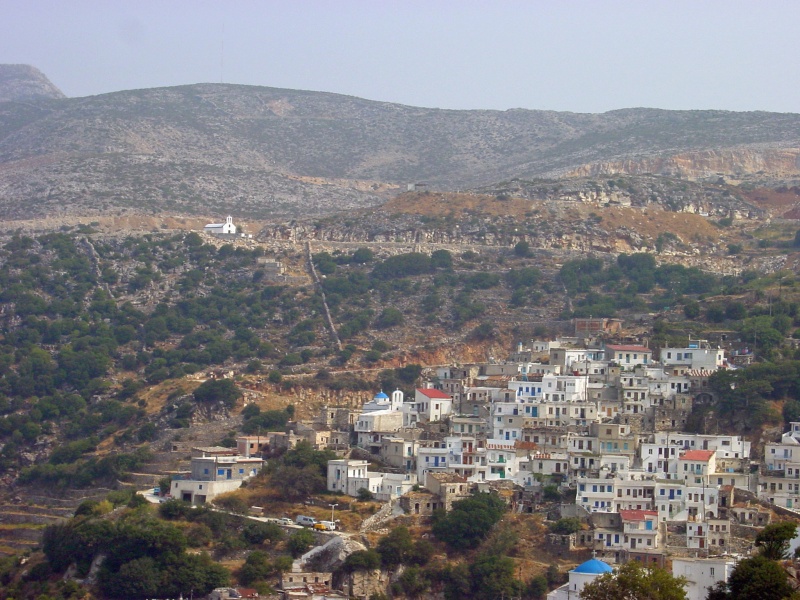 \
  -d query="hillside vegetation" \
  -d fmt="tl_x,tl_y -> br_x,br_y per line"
1,220 -> 800,491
